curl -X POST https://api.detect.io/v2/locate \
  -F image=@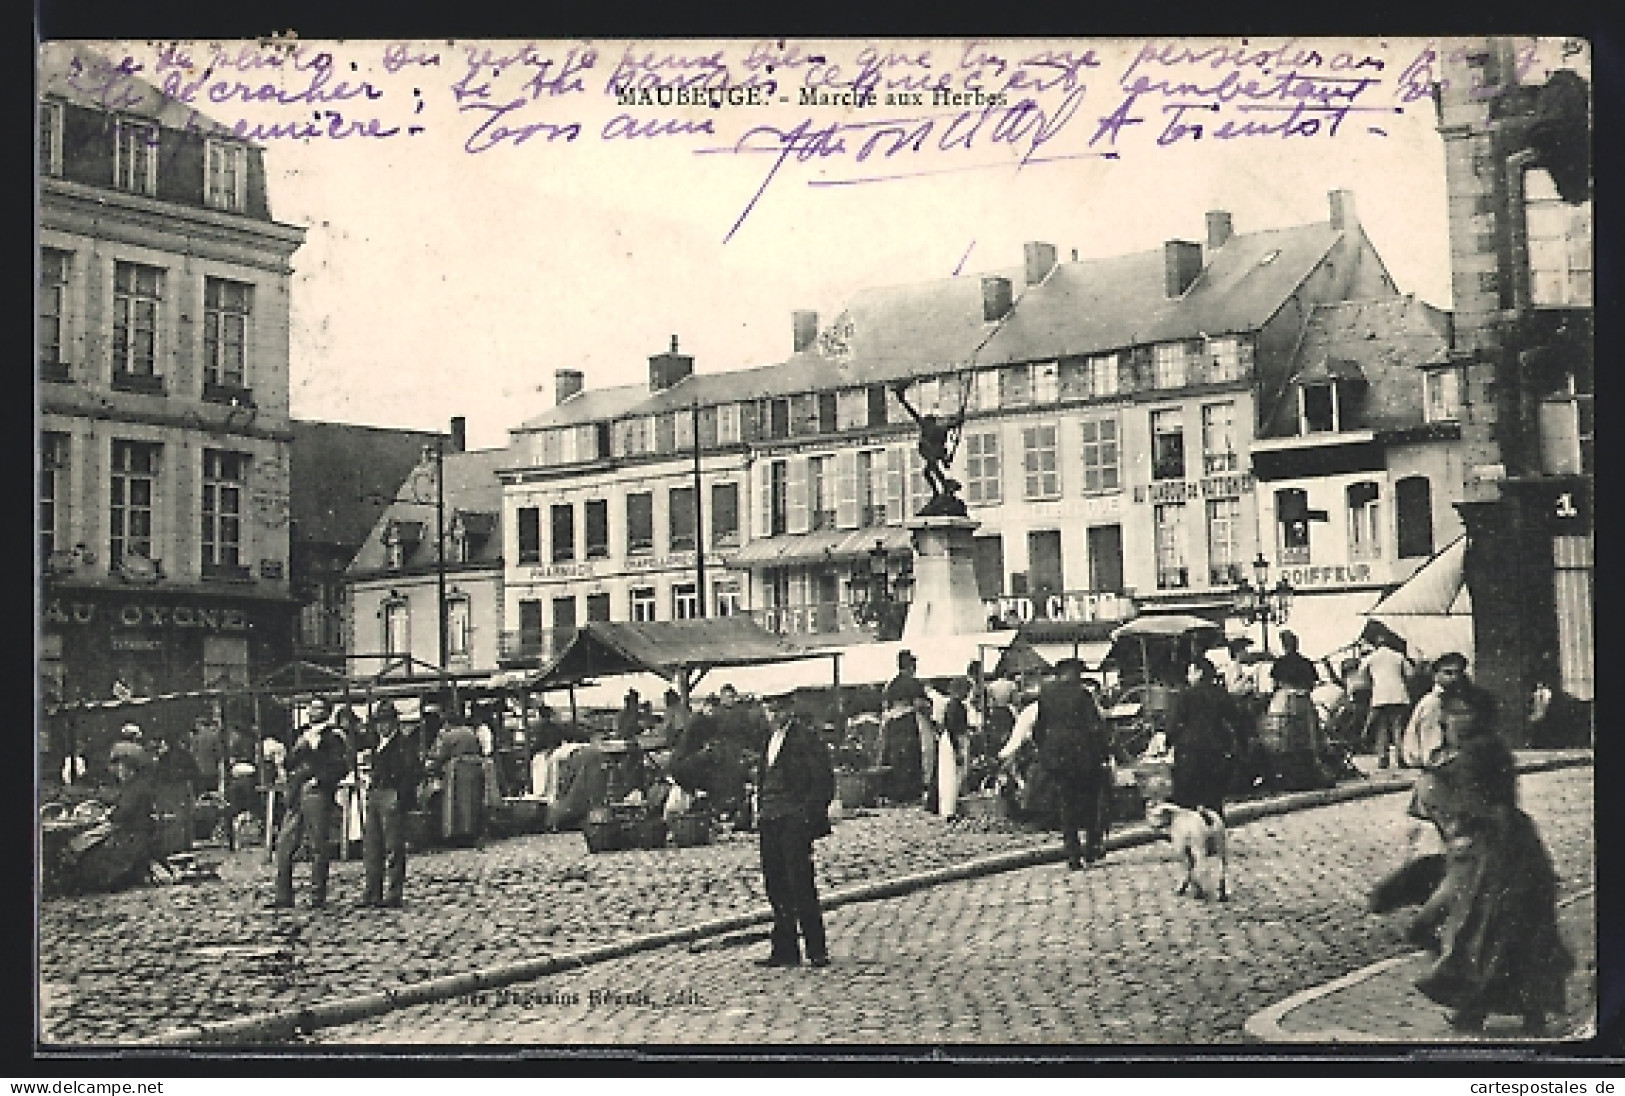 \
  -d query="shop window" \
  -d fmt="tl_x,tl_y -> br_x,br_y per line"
1395,477 -> 1434,559
672,583 -> 700,620
630,586 -> 657,622
713,577 -> 742,618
